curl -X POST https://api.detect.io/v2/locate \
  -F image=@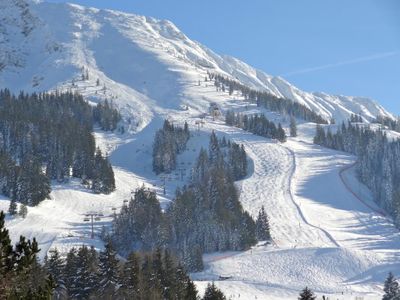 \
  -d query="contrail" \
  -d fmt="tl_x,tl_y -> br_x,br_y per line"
281,51 -> 399,77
